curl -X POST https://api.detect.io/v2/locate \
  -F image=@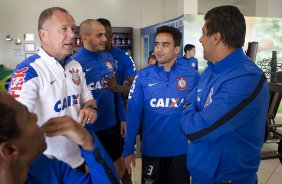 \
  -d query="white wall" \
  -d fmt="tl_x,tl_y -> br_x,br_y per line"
1,0 -> 282,69
198,0 -> 282,17
0,0 -> 184,70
